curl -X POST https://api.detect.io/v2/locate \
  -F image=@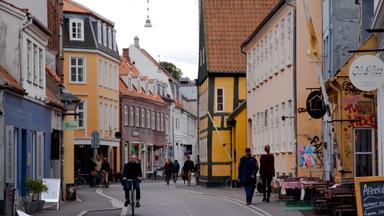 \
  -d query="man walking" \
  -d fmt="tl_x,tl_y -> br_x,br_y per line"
183,156 -> 194,186
172,160 -> 180,183
238,148 -> 258,205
